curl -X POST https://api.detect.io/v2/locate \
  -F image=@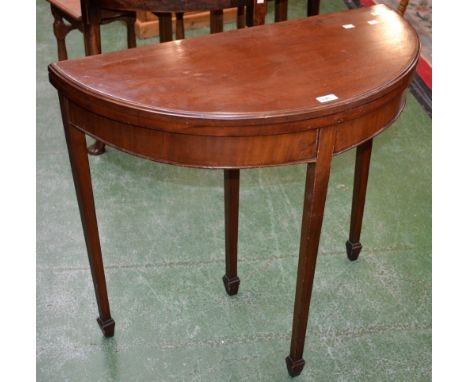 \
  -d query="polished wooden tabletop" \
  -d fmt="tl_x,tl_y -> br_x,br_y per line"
49,4 -> 419,126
